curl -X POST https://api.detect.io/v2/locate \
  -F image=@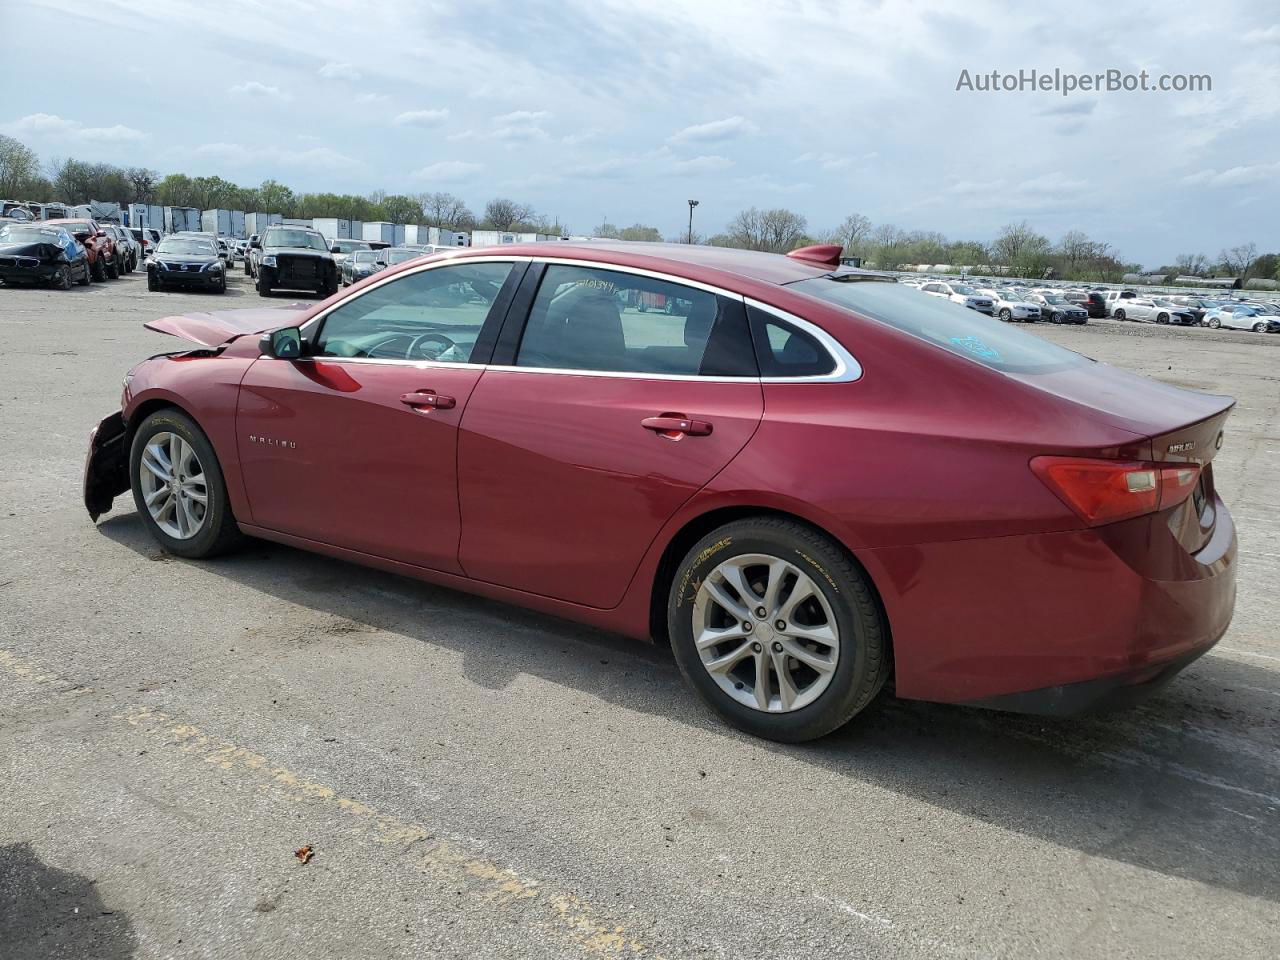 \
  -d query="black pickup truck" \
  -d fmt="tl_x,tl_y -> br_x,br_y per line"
252,225 -> 339,298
